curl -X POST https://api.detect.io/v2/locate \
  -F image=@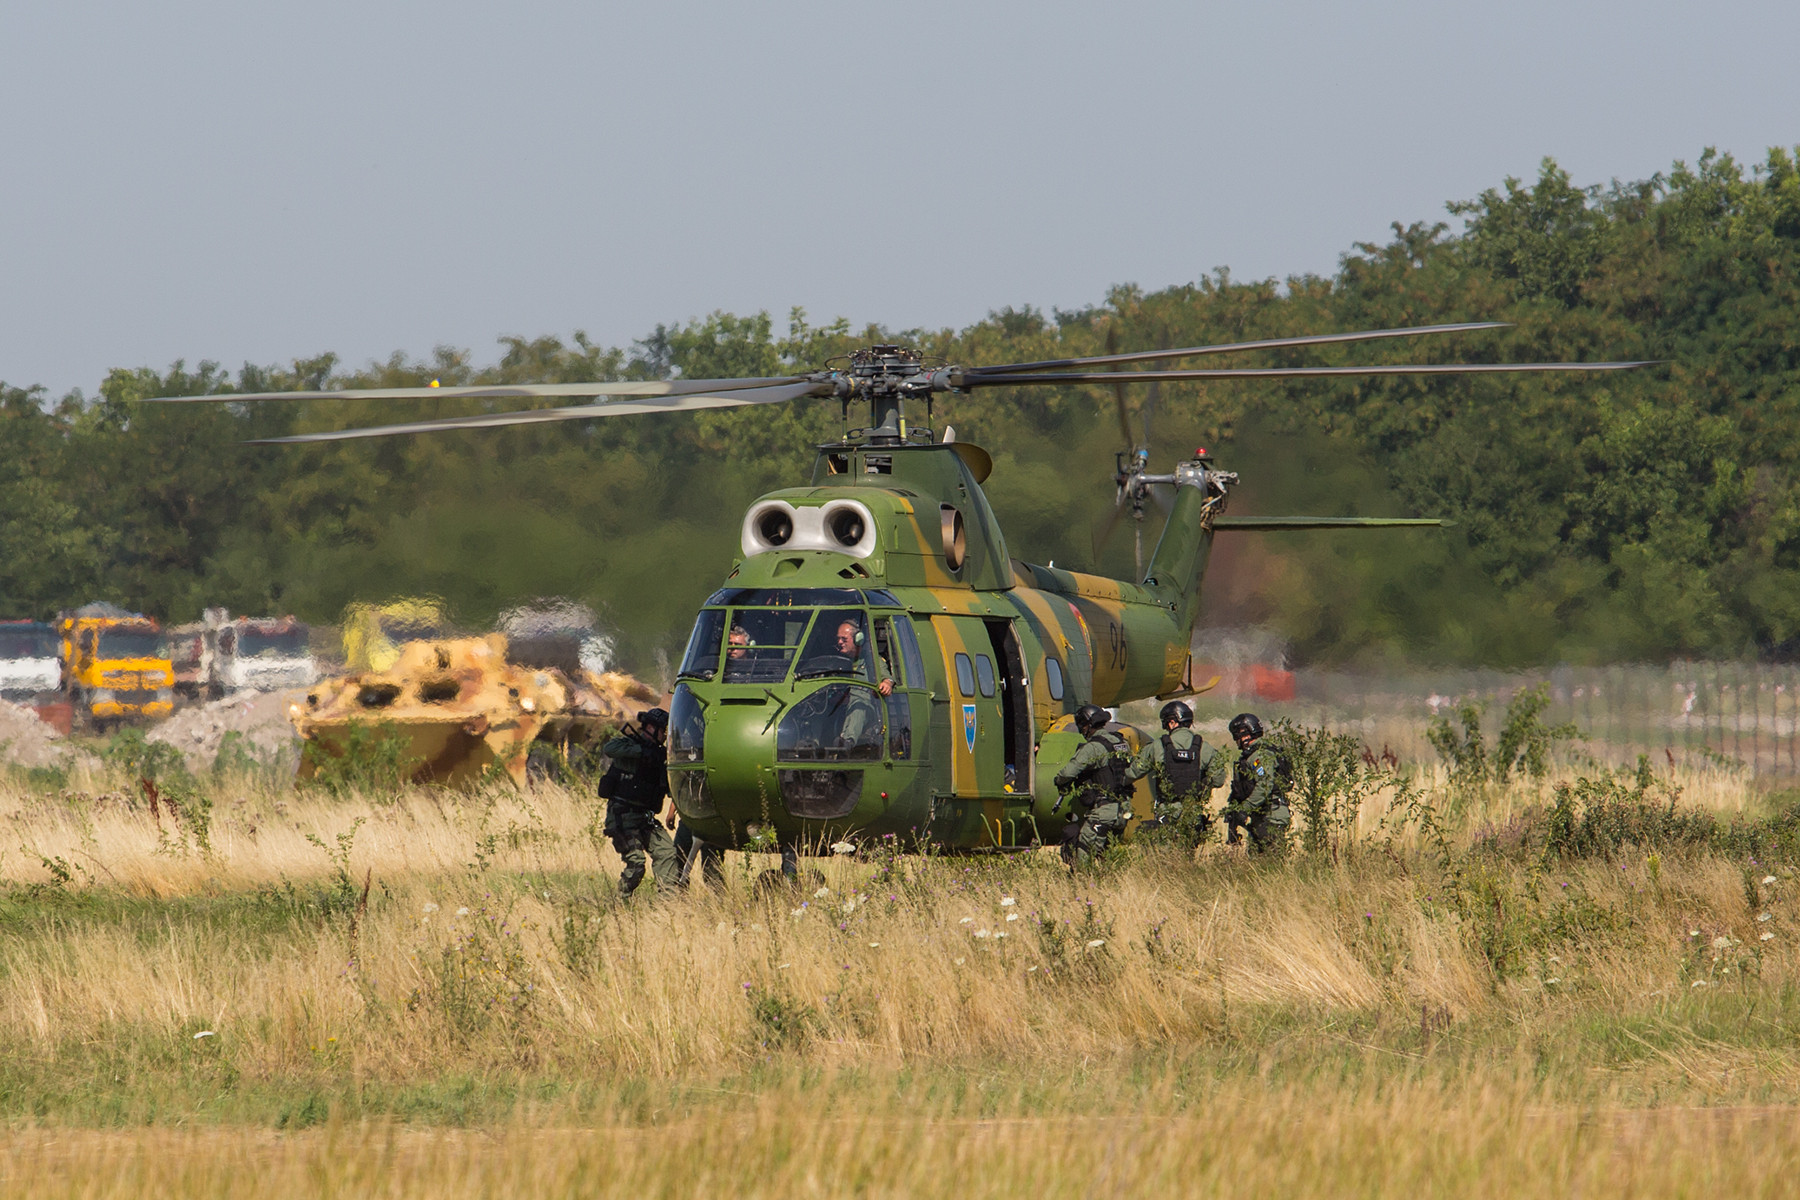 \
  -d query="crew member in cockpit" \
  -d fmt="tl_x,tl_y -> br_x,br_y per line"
834,619 -> 894,696
832,618 -> 892,755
